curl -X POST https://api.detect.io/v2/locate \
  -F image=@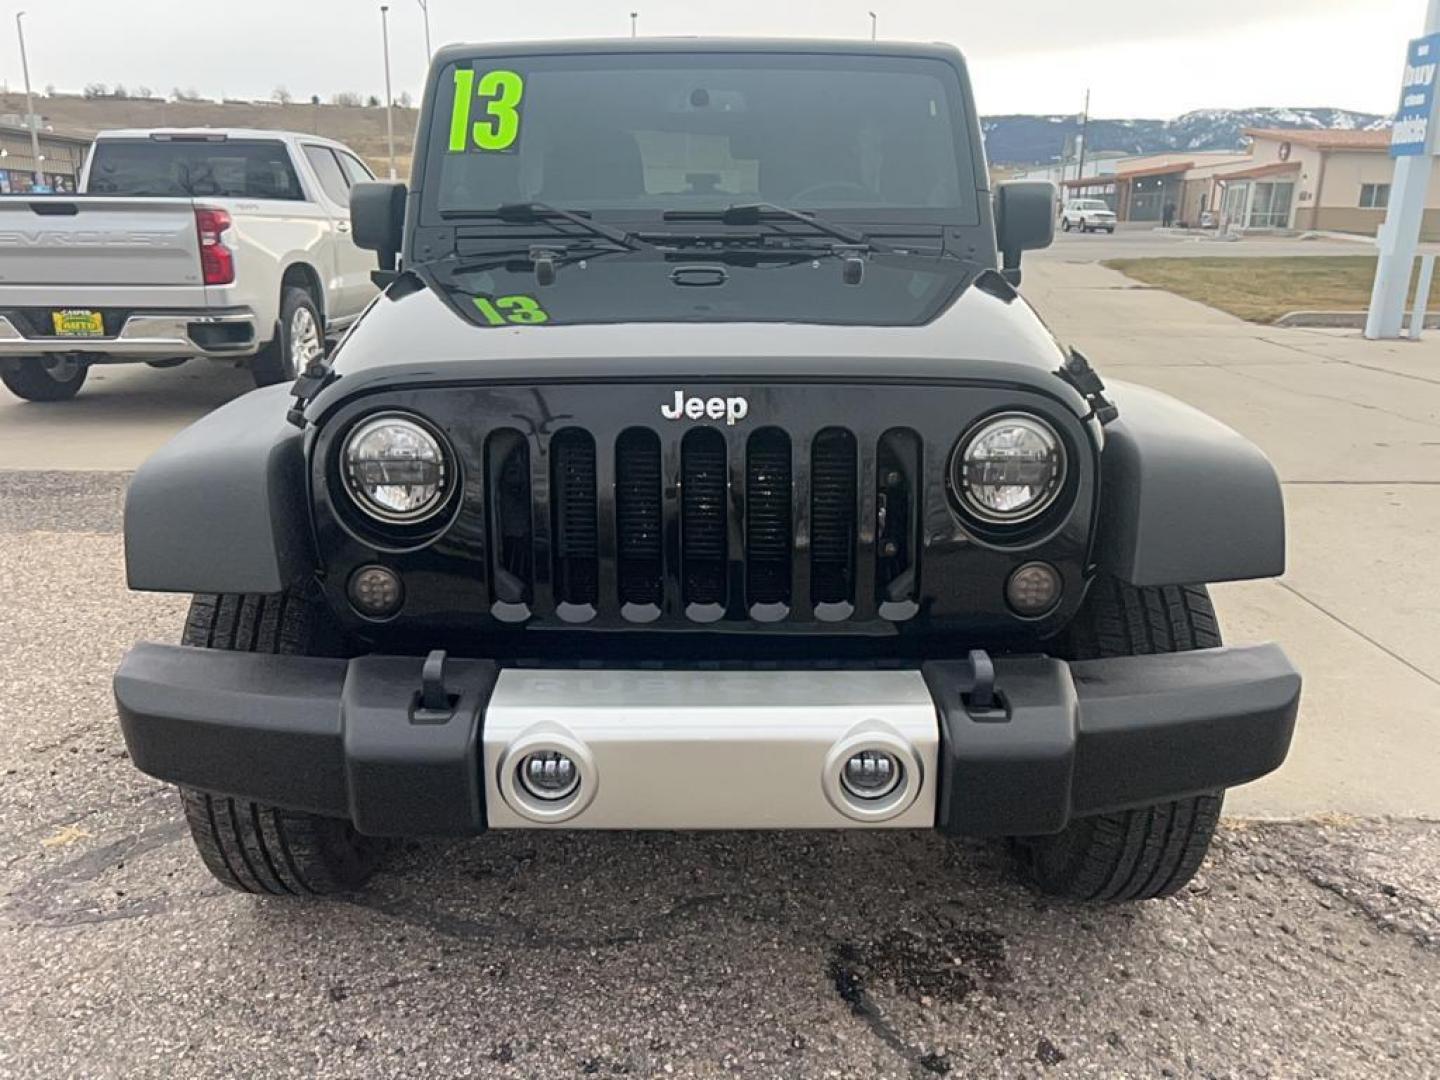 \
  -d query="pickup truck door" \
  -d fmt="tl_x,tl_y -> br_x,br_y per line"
301,144 -> 377,322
